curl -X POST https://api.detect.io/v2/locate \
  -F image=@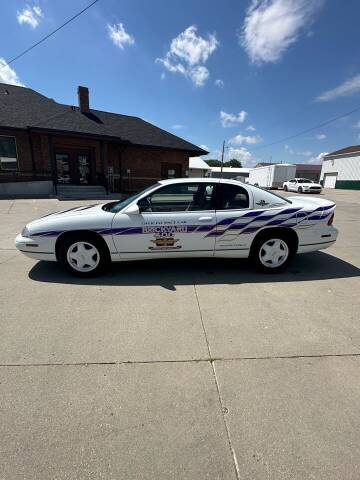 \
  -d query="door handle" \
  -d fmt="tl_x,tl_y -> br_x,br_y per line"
198,216 -> 213,221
